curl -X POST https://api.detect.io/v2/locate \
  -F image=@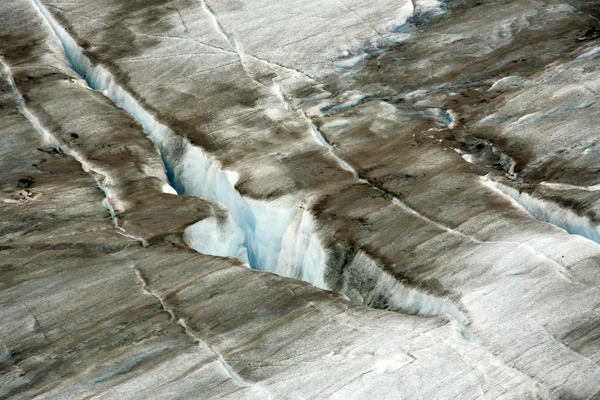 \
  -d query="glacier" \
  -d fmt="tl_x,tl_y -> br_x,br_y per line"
2,60 -> 124,229
29,0 -> 472,326
32,0 -> 330,287
5,0 -> 600,397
